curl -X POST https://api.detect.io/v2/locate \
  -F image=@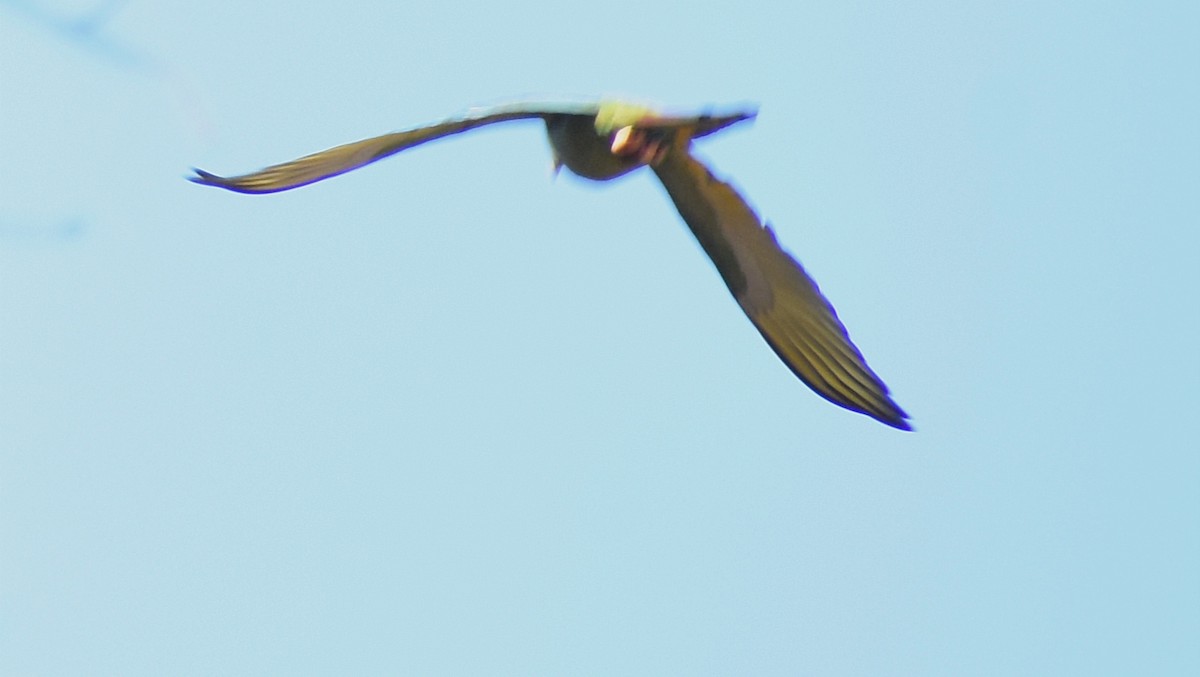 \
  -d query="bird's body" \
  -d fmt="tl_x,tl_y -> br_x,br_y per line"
191,100 -> 911,429
544,113 -> 640,180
